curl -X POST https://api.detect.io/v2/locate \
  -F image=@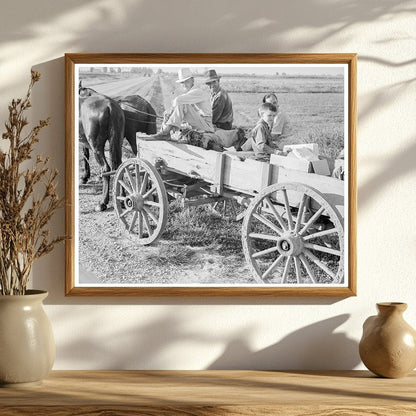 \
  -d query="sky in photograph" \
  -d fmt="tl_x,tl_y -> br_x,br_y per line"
79,64 -> 345,77
159,65 -> 345,77
174,66 -> 344,76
